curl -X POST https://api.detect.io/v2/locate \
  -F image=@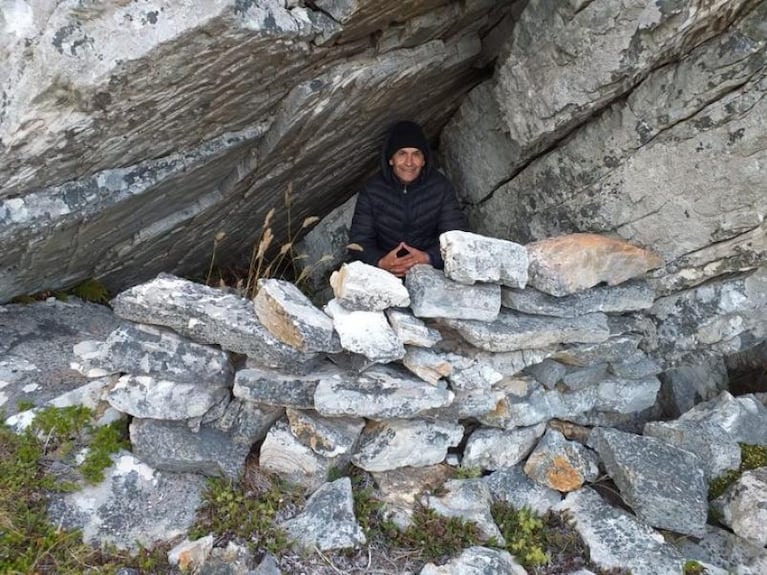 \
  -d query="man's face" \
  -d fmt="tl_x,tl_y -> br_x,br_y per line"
389,147 -> 425,184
